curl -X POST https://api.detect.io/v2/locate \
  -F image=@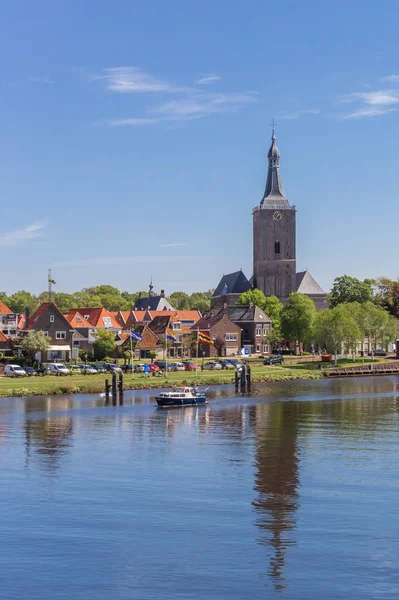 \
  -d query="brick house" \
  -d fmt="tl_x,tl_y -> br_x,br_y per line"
116,324 -> 163,360
148,311 -> 201,358
191,314 -> 241,358
64,307 -> 122,354
25,302 -> 83,361
209,305 -> 272,355
0,300 -> 18,339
